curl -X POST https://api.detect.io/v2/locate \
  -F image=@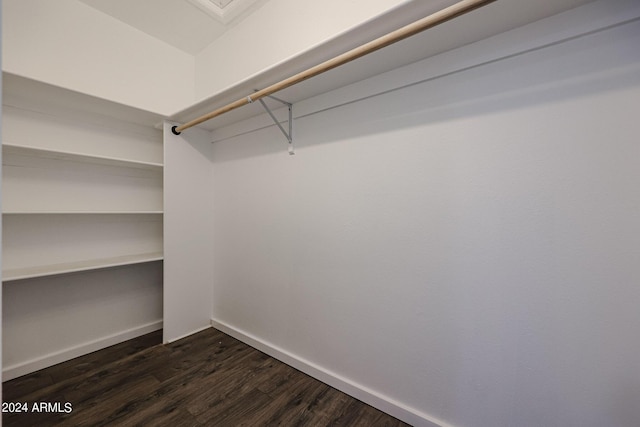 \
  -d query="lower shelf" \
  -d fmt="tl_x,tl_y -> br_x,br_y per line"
2,252 -> 164,282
